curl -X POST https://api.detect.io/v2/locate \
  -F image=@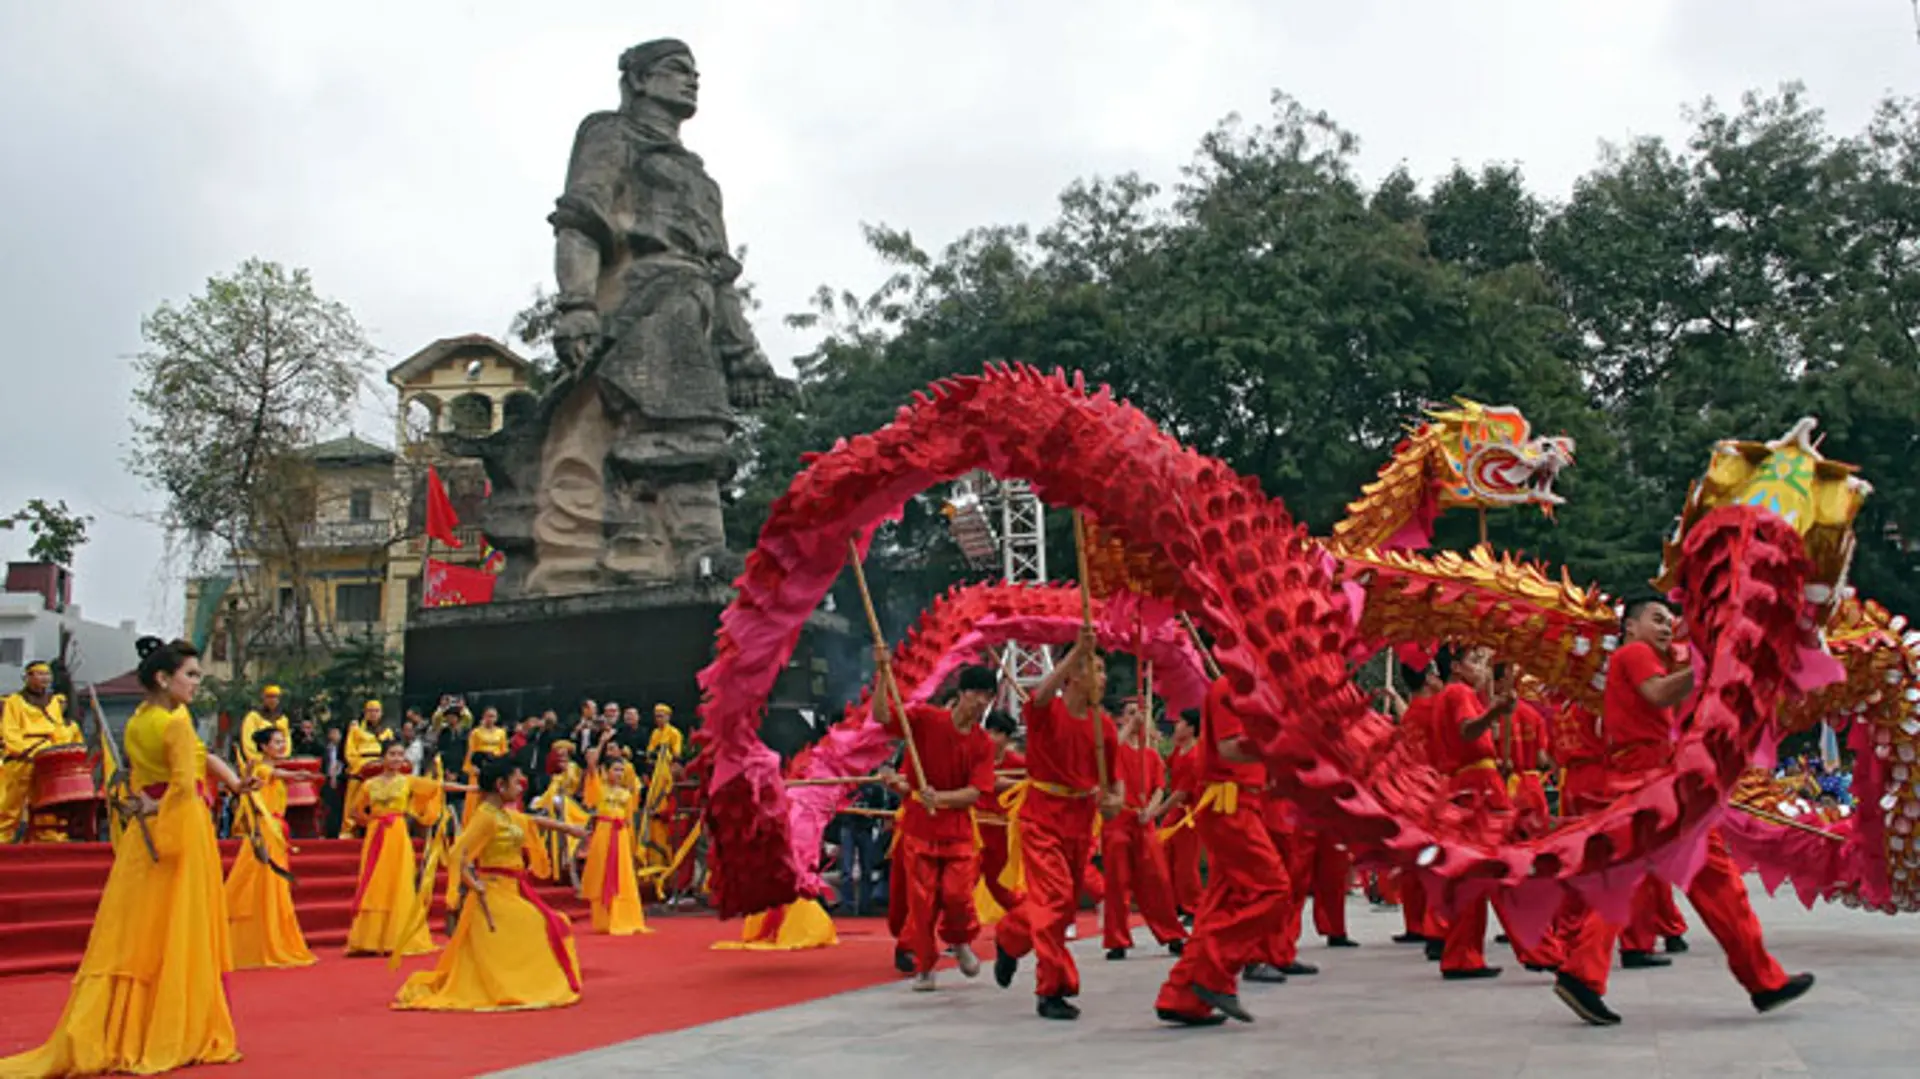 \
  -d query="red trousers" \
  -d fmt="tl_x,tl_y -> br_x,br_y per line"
1437,770 -> 1561,972
1100,813 -> 1188,949
1155,798 -> 1291,1017
1165,825 -> 1202,912
1255,822 -> 1314,967
903,840 -> 980,975
1310,835 -> 1352,939
1398,871 -> 1428,937
1622,878 -> 1689,951
887,848 -> 908,941
994,799 -> 1096,998
979,823 -> 1025,915
1563,828 -> 1786,997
